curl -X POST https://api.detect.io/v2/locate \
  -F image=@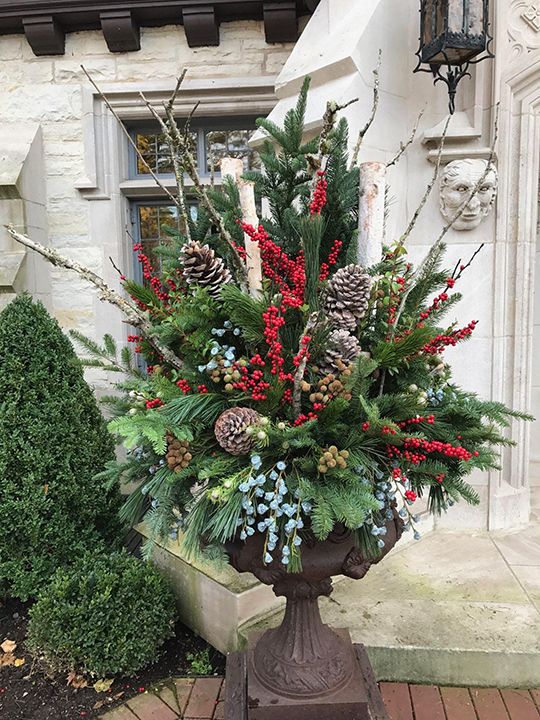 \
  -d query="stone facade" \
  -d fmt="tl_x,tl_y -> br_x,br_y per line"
0,20 -> 295,353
